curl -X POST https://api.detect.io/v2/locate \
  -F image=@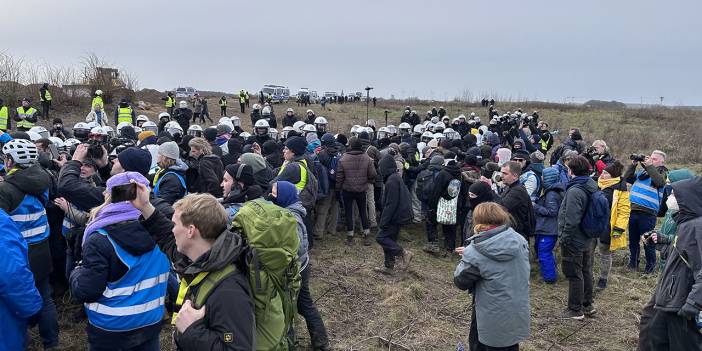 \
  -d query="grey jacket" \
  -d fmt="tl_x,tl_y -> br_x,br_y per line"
558,176 -> 598,251
286,202 -> 310,271
654,177 -> 702,313
454,225 -> 531,348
